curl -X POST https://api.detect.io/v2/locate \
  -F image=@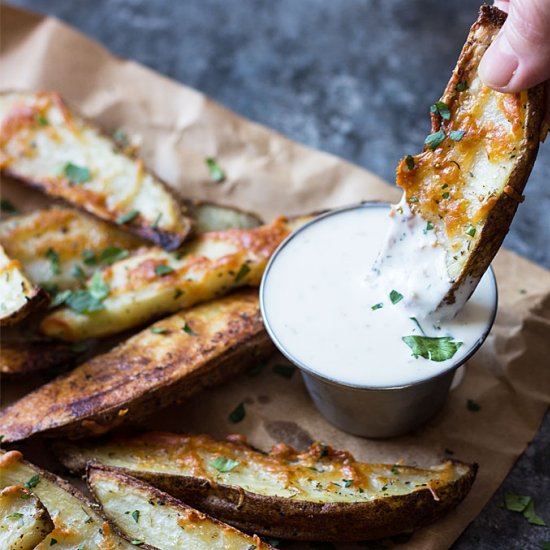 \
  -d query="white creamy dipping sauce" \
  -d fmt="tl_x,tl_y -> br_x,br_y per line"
262,204 -> 496,388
